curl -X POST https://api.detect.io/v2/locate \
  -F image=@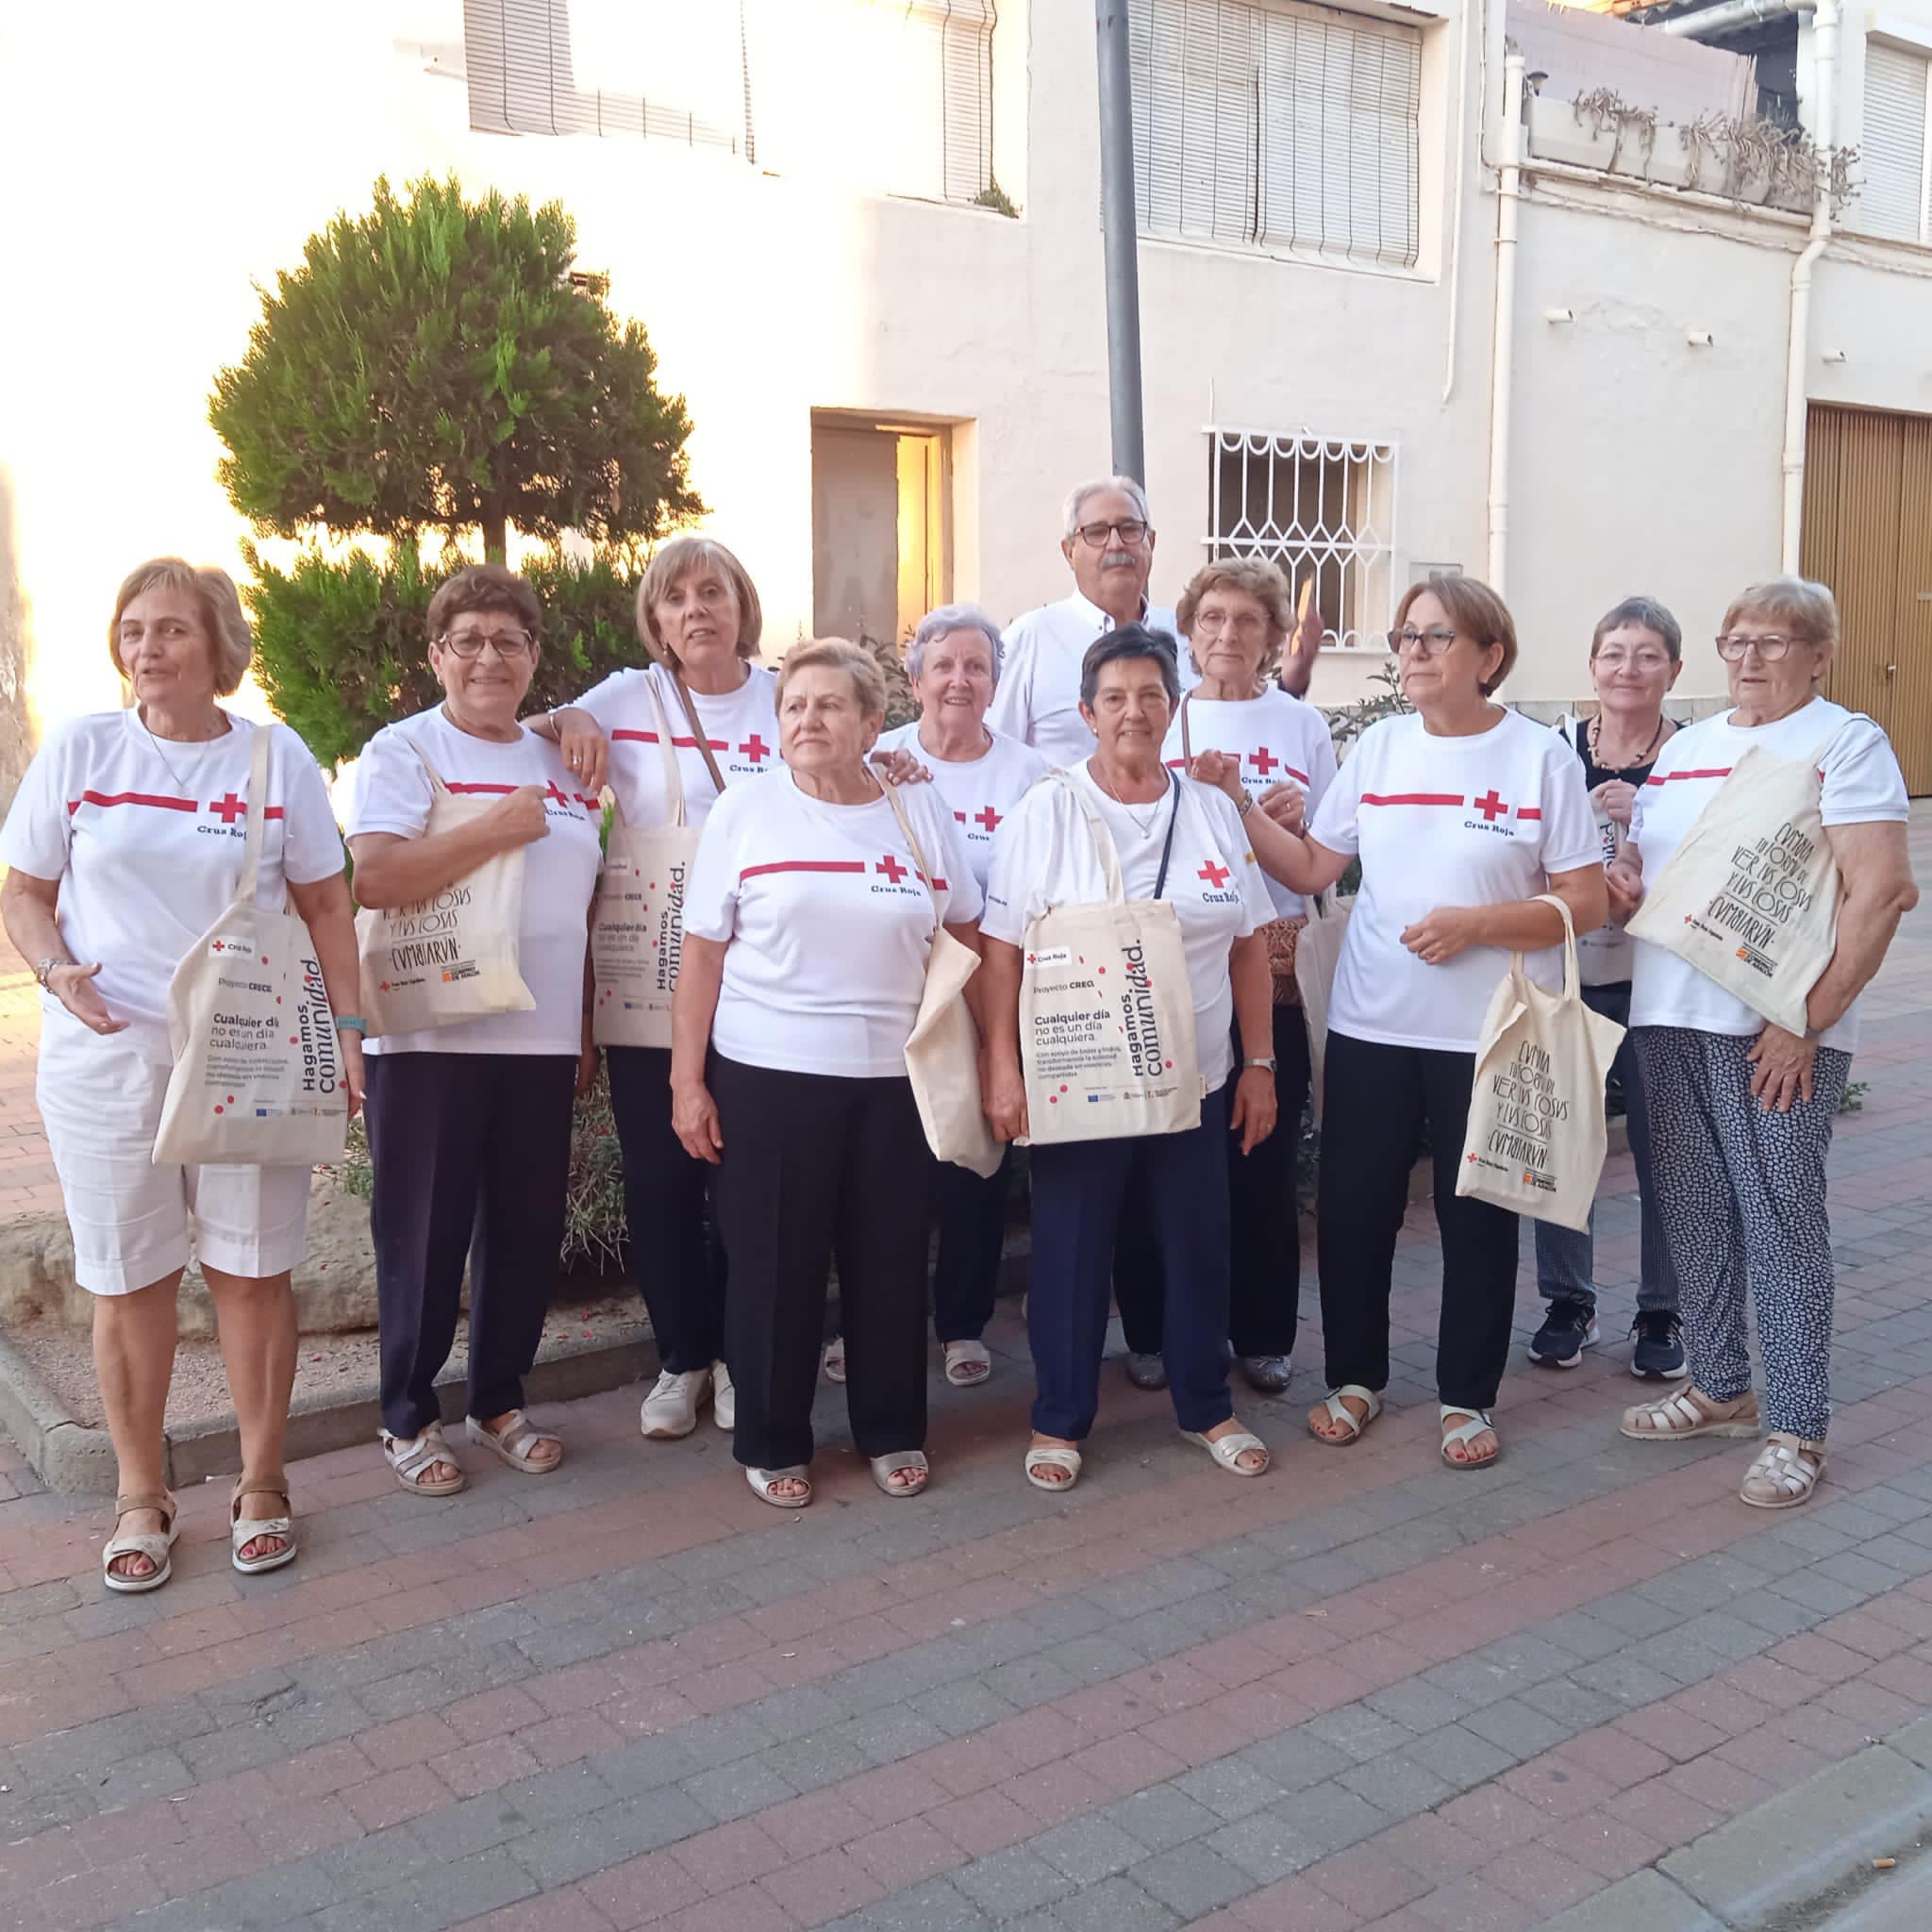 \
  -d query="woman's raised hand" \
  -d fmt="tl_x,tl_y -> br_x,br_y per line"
871,746 -> 932,786
1591,777 -> 1639,827
488,786 -> 552,848
556,708 -> 609,795
48,962 -> 127,1036
1189,749 -> 1244,808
